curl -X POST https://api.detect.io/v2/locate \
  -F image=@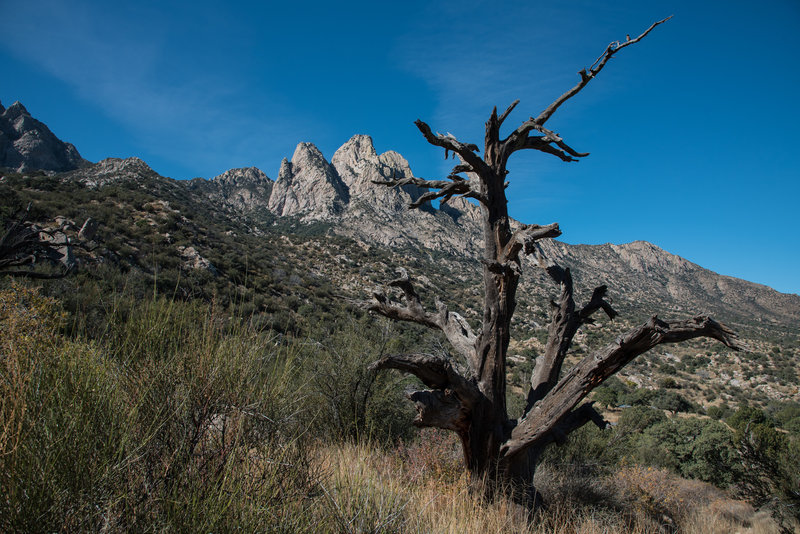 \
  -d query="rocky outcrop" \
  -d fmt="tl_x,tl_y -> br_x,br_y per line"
188,167 -> 273,214
331,134 -> 426,213
440,196 -> 482,225
267,143 -> 348,221
0,101 -> 88,172
177,245 -> 219,276
63,157 -> 158,188
254,135 -> 484,255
